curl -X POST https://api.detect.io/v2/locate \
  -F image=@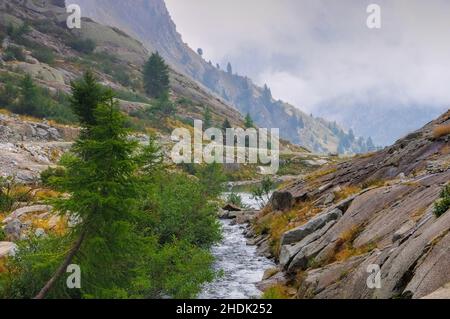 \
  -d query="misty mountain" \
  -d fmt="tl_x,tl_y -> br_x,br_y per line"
316,98 -> 446,146
73,0 -> 374,154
